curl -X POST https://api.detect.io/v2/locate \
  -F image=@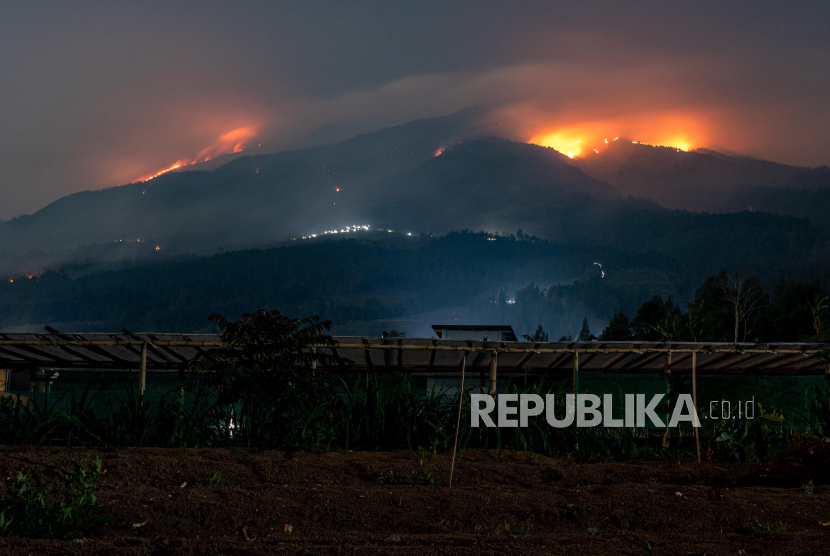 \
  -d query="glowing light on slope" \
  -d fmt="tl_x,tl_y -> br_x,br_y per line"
529,128 -> 695,157
139,125 -> 259,182
529,130 -> 586,158
143,160 -> 188,181
434,148 -> 444,157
